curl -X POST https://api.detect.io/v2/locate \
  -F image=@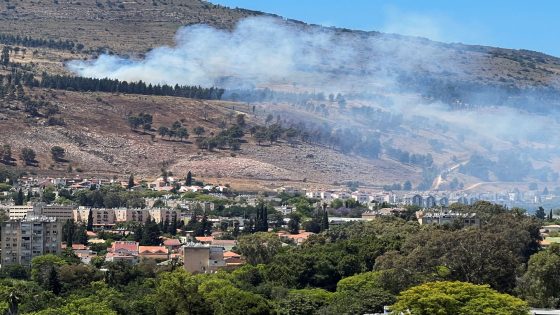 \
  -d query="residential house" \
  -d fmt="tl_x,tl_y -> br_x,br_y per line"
105,241 -> 139,263
139,246 -> 169,261
183,243 -> 226,274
